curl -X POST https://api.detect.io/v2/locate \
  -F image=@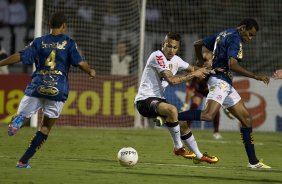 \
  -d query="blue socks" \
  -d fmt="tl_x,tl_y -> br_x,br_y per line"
240,127 -> 259,164
19,131 -> 48,164
178,110 -> 201,121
